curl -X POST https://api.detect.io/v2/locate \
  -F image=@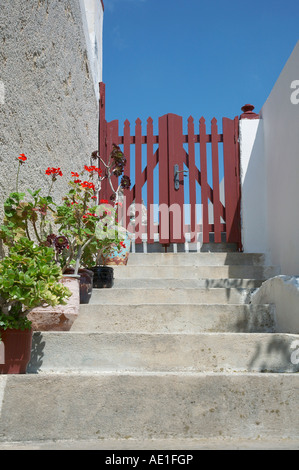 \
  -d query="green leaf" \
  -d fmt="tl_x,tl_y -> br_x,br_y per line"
27,188 -> 41,198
